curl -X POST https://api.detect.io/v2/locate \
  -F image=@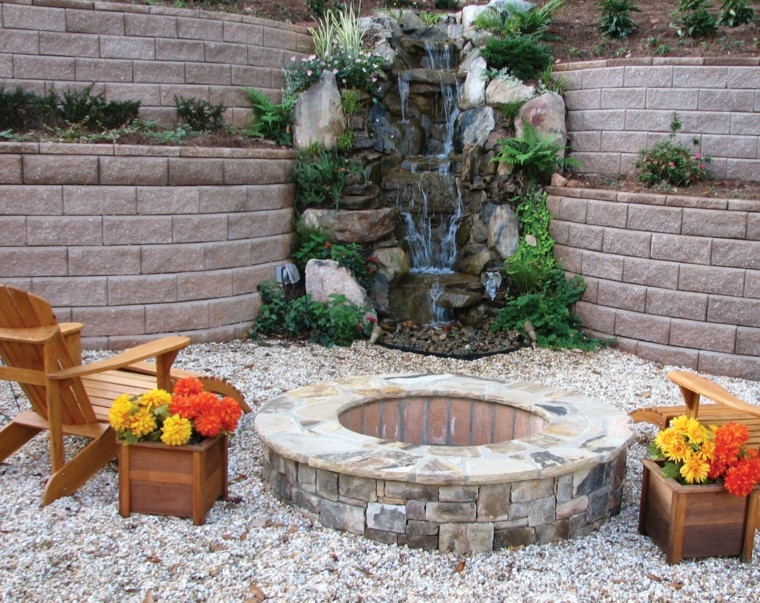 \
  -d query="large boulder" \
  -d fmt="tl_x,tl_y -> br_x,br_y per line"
372,246 -> 410,283
305,259 -> 377,321
460,56 -> 486,110
301,208 -> 397,244
457,107 -> 495,150
487,205 -> 520,260
293,71 -> 345,150
485,79 -> 535,105
515,92 -> 567,157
